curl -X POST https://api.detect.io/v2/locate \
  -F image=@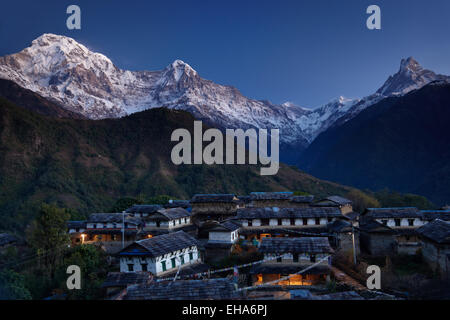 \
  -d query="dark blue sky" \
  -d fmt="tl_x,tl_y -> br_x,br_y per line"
1,0 -> 449,107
